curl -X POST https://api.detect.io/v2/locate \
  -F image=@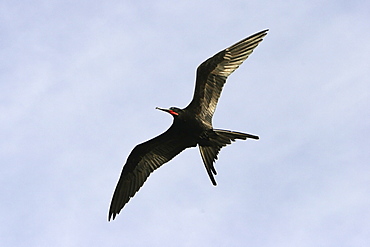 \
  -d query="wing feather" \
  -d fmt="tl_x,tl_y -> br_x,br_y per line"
108,127 -> 190,221
186,29 -> 268,123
